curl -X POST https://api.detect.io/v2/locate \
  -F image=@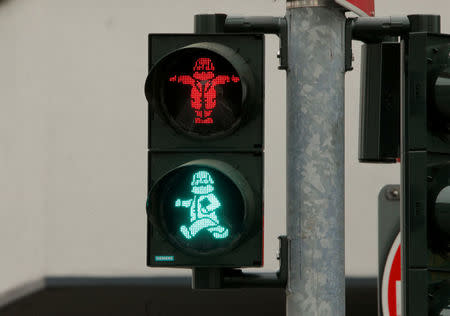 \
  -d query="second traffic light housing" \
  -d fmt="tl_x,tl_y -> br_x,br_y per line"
401,20 -> 450,316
